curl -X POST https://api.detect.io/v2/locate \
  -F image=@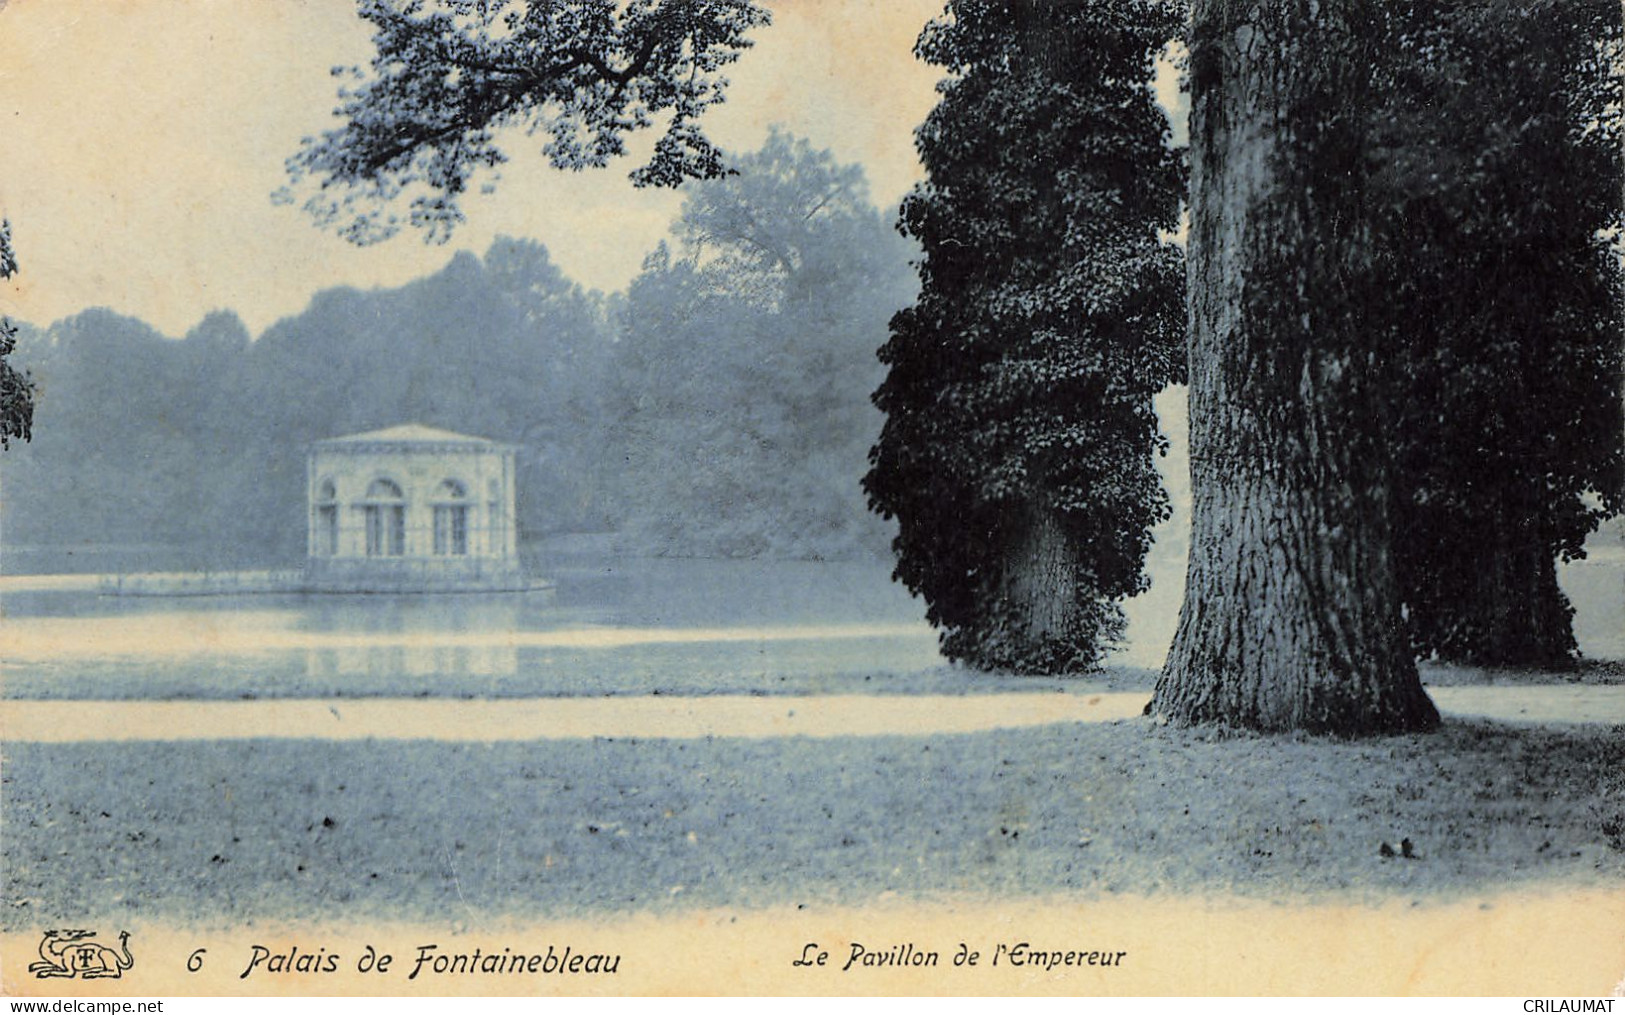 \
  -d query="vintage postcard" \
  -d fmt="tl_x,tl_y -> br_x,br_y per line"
1,0 -> 1622,998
